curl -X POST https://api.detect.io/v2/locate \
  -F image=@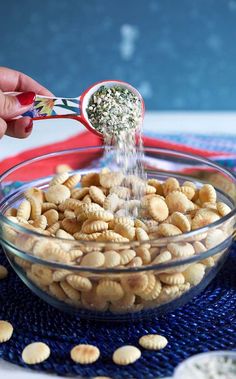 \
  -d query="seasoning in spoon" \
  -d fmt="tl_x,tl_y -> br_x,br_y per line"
87,85 -> 142,136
